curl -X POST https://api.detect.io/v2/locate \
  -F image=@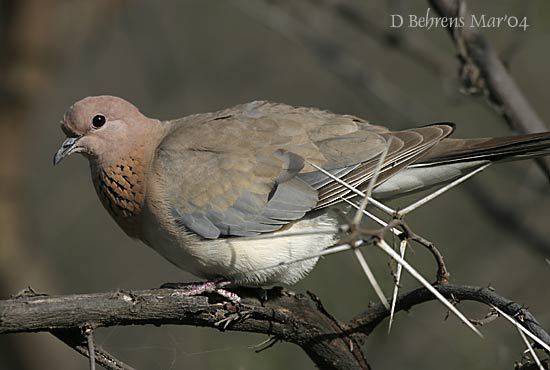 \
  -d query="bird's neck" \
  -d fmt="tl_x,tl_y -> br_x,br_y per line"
90,123 -> 165,238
